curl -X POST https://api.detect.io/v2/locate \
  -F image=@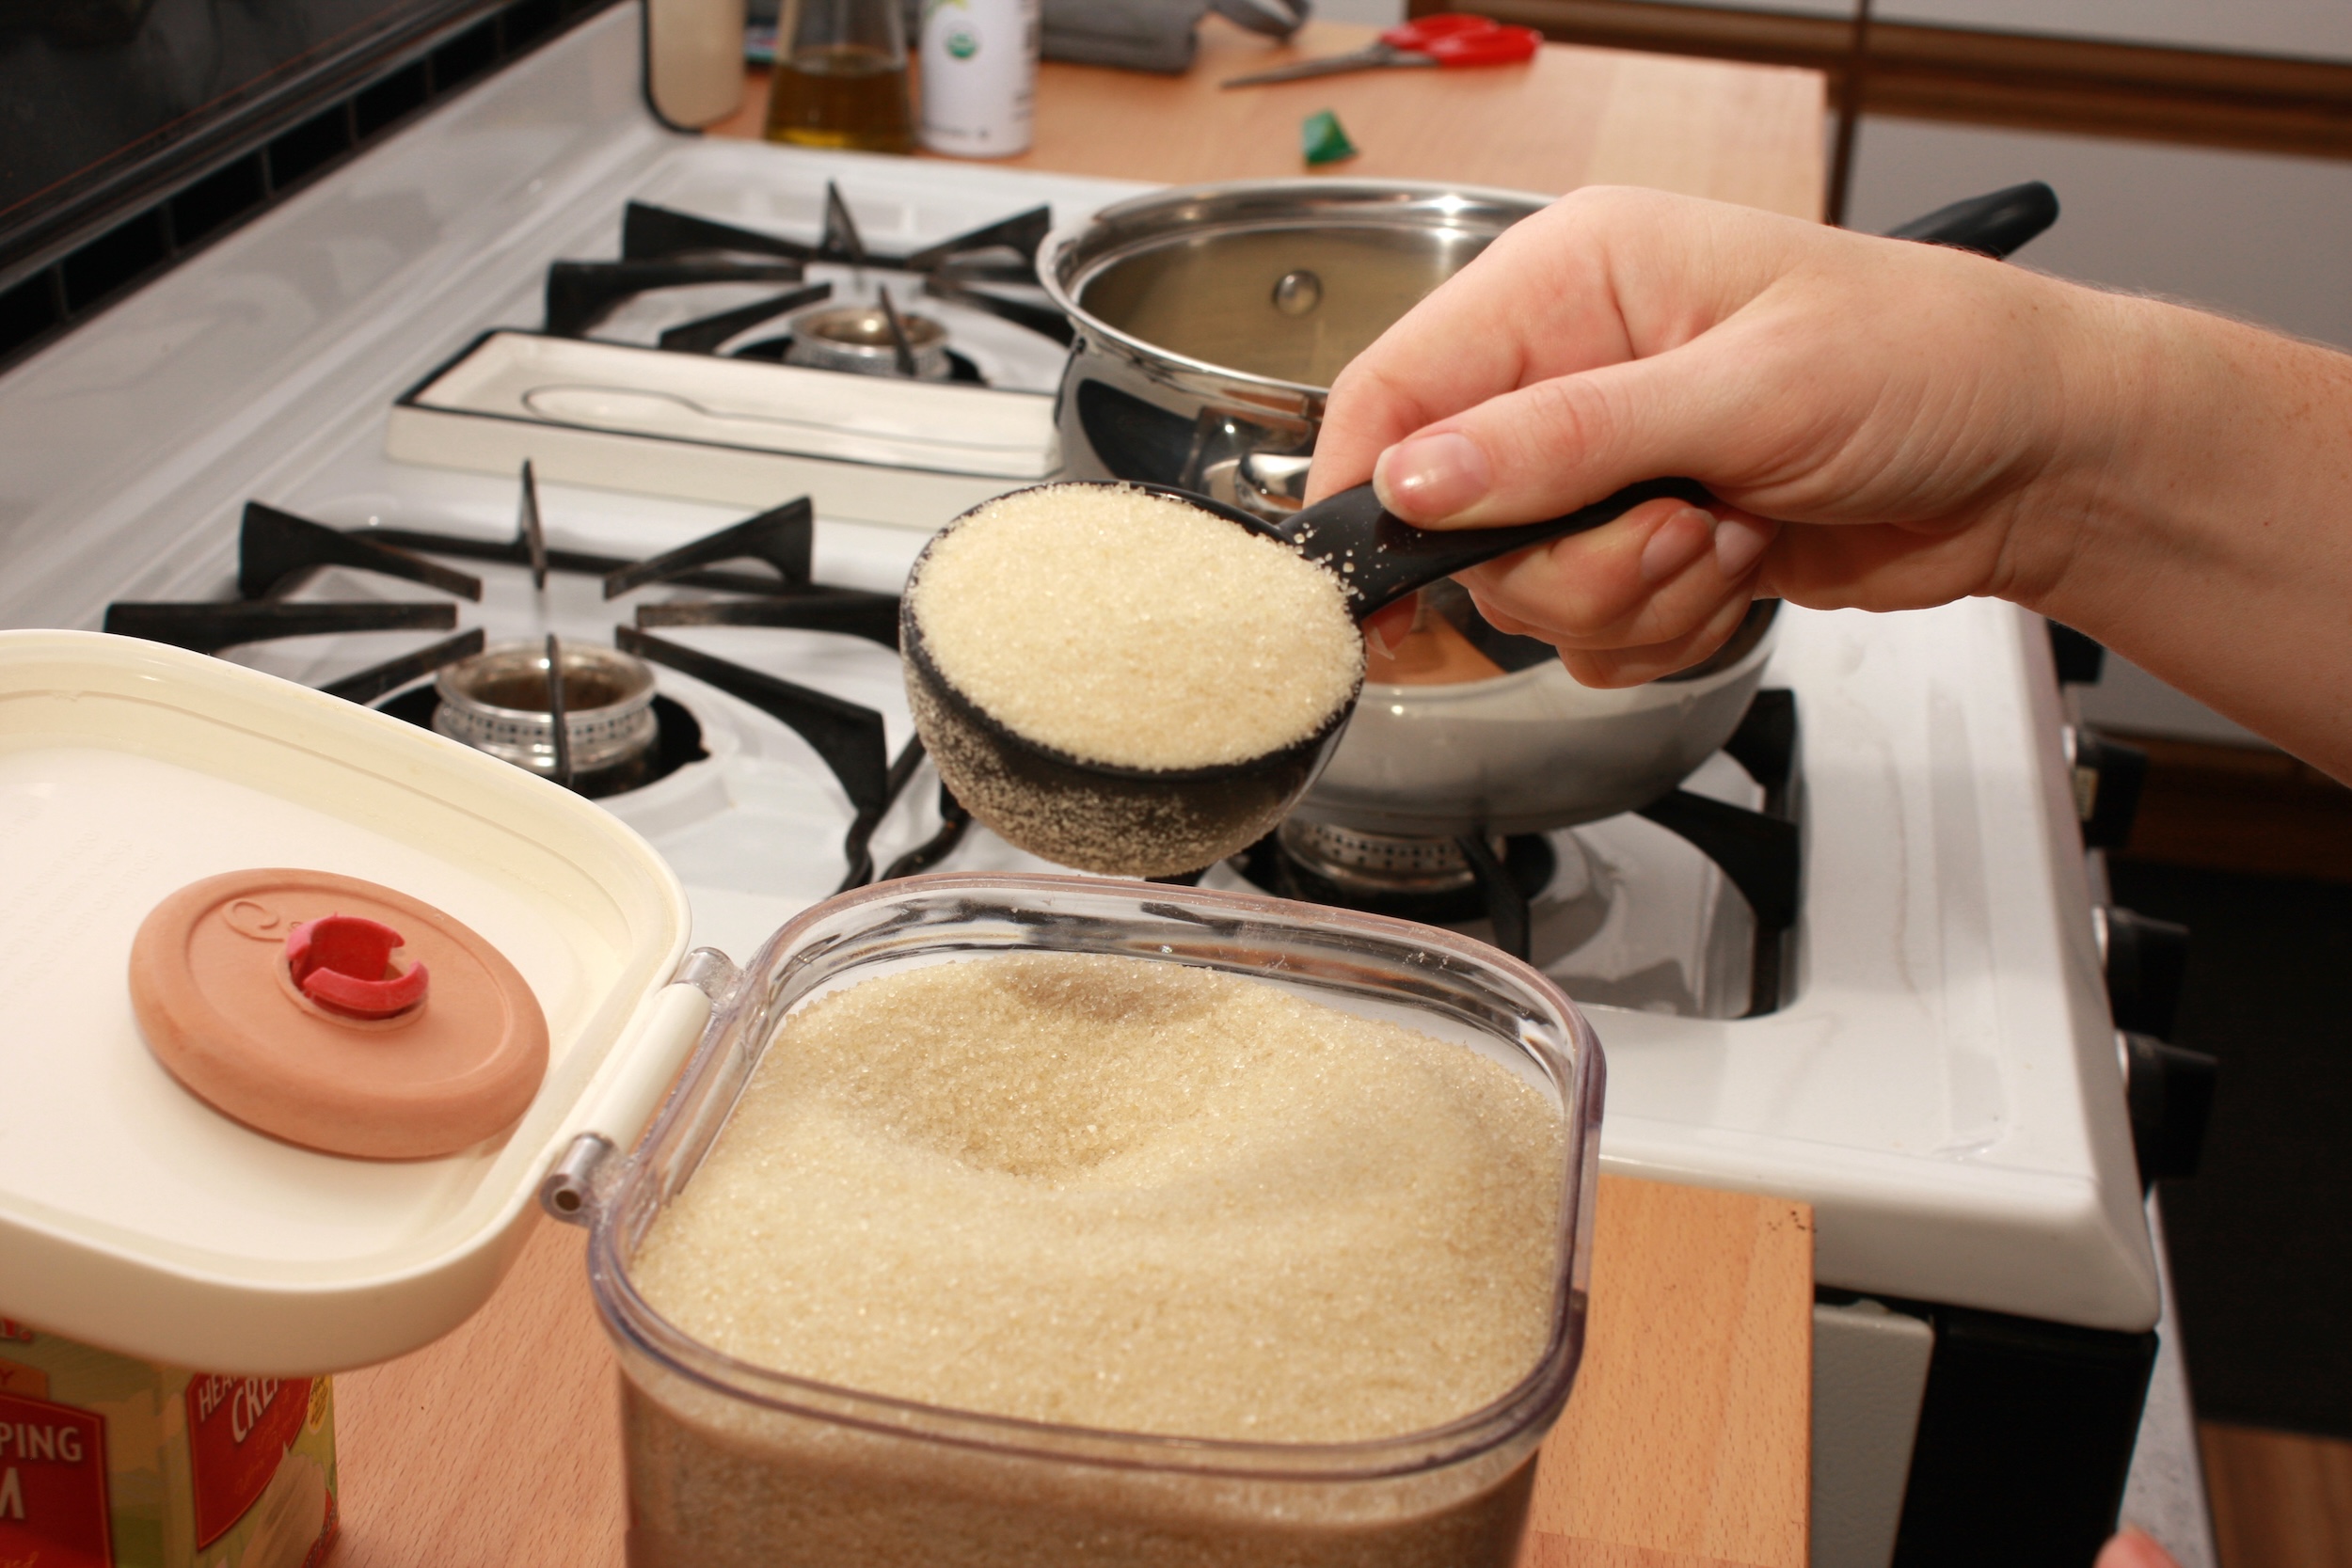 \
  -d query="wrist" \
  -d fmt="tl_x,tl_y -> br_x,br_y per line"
2006,288 -> 2233,626
2018,289 -> 2352,775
